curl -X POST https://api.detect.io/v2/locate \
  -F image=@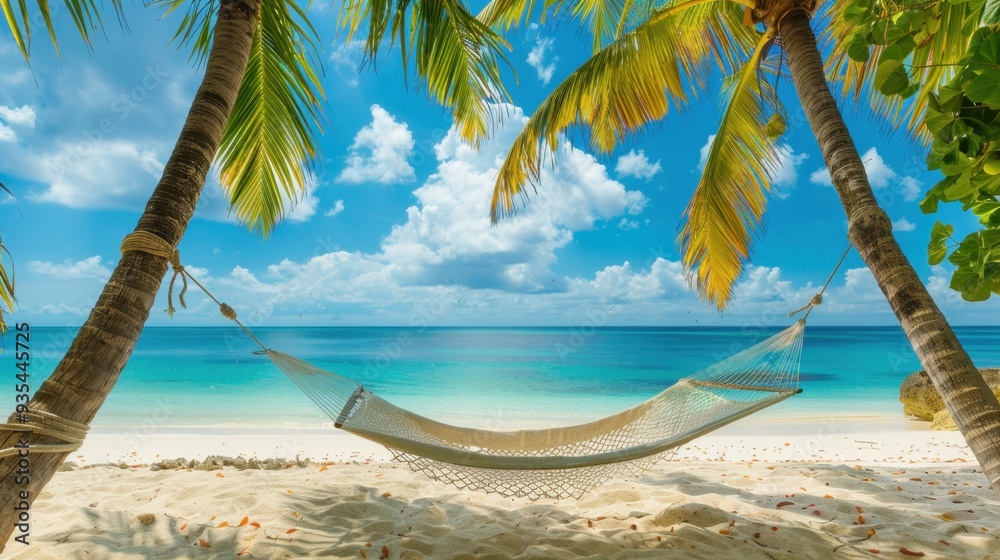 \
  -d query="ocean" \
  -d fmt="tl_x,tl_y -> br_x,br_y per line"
5,325 -> 1000,431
